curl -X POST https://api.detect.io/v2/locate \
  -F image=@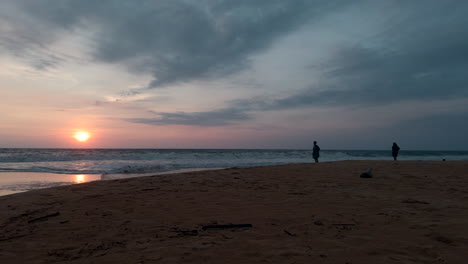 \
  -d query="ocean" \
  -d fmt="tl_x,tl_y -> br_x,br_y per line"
1,148 -> 468,195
